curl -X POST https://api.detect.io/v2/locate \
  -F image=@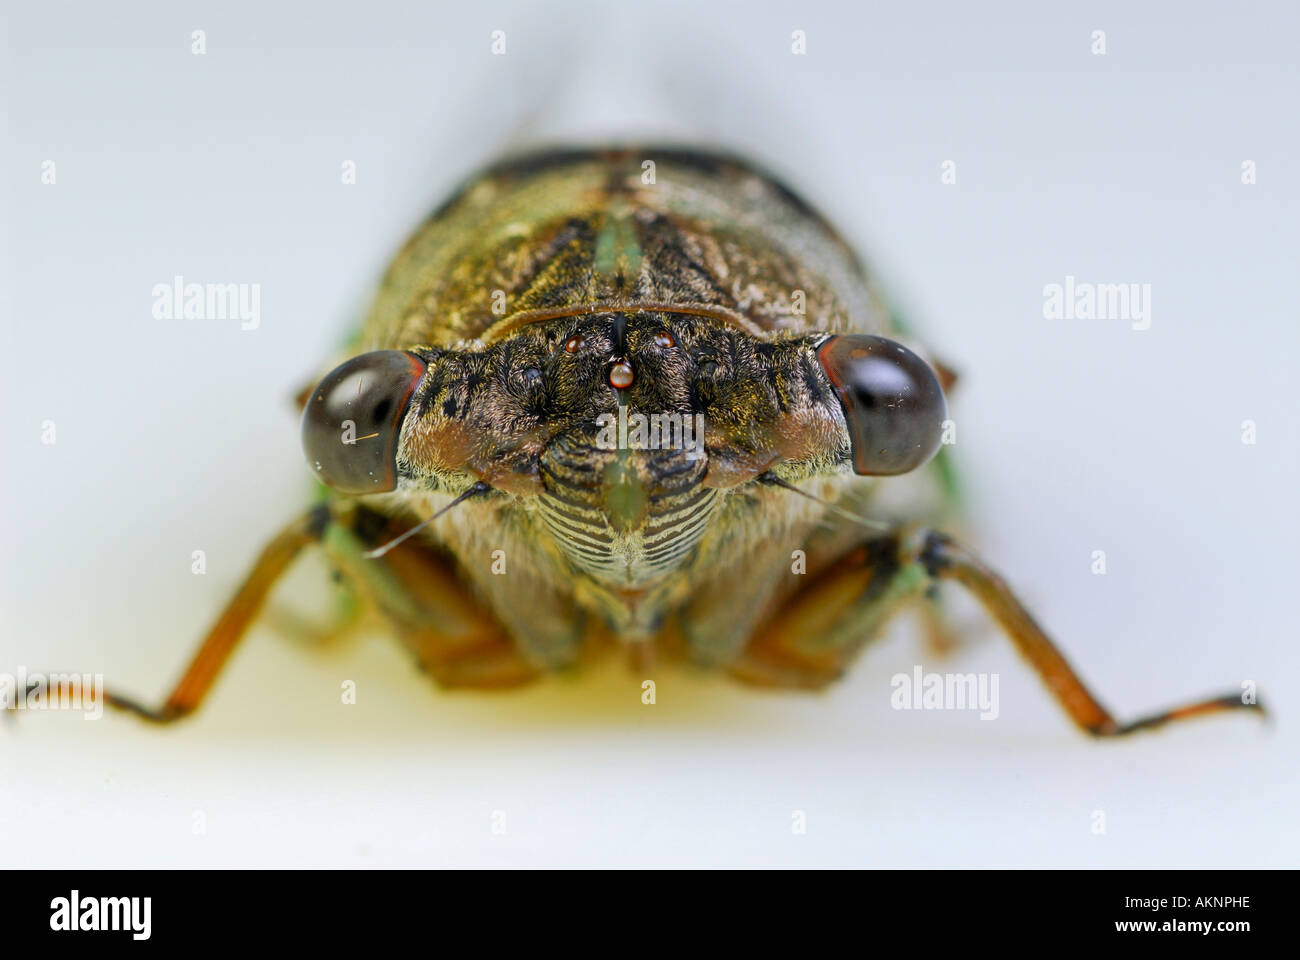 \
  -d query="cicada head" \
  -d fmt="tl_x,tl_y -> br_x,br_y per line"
300,312 -> 947,588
